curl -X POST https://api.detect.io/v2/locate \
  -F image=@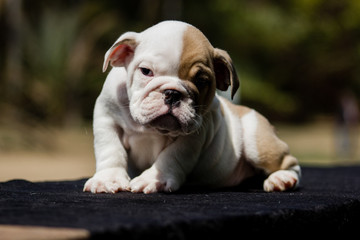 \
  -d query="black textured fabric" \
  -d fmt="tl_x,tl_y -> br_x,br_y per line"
1,166 -> 360,239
